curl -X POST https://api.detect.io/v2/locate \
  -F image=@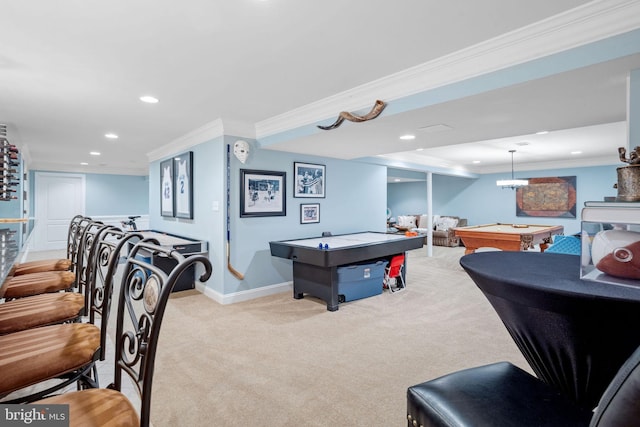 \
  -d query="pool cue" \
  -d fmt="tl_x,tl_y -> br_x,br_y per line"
226,144 -> 244,280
